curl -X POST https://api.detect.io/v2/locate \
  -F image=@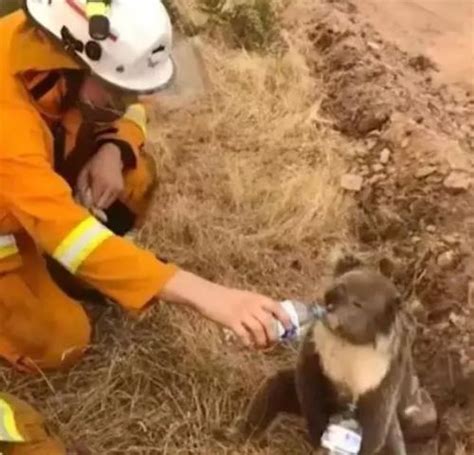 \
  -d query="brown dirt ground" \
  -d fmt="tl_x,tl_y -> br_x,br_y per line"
1,1 -> 473,454
357,0 -> 474,92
